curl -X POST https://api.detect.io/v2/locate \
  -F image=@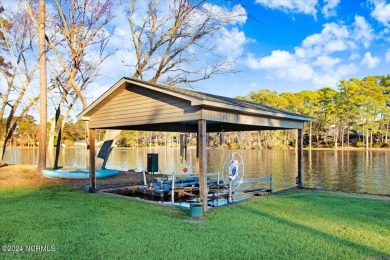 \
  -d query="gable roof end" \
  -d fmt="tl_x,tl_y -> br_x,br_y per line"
77,77 -> 313,122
